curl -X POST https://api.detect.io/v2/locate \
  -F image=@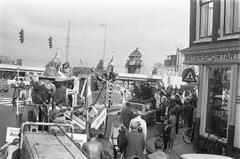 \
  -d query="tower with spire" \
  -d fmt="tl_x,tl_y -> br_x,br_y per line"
125,48 -> 143,74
